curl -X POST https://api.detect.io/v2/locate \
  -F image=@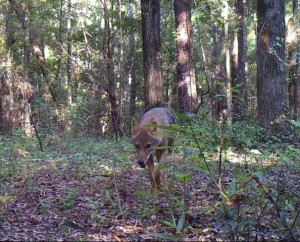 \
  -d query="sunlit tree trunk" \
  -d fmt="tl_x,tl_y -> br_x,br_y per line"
223,0 -> 232,120
22,0 -> 32,136
141,0 -> 164,111
174,0 -> 197,114
129,2 -> 137,117
287,0 -> 299,120
56,0 -> 64,87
